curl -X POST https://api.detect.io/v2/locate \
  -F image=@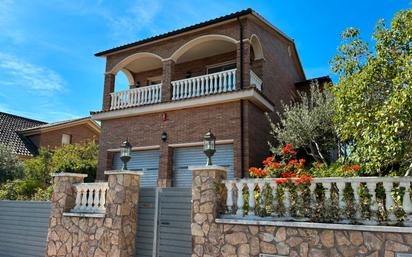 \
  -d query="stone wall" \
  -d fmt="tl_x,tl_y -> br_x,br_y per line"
45,171 -> 141,257
191,166 -> 412,257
